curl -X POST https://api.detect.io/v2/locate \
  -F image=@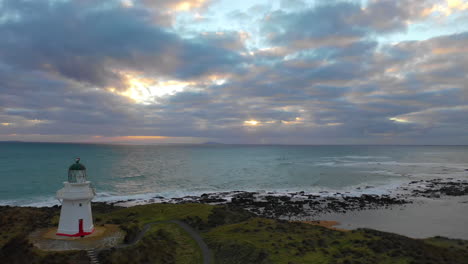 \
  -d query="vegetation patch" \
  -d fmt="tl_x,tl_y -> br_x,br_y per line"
2,203 -> 468,264
0,206 -> 59,247
97,203 -> 213,227
0,235 -> 87,264
99,223 -> 203,264
204,218 -> 468,264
